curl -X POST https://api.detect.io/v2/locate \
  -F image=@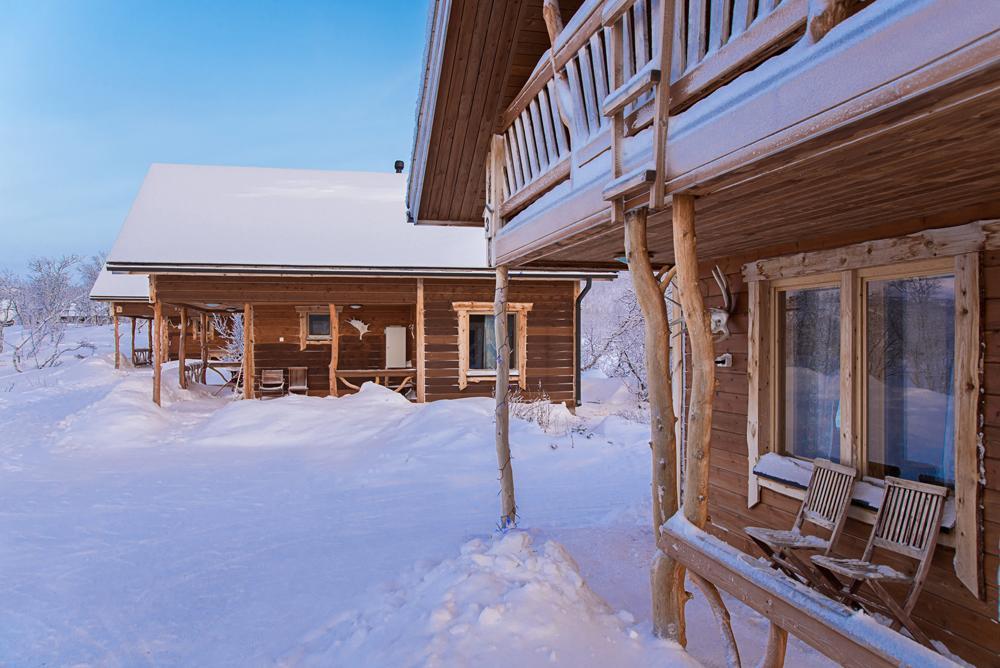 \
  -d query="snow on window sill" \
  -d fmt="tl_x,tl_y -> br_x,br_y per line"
753,452 -> 956,533
466,369 -> 520,382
